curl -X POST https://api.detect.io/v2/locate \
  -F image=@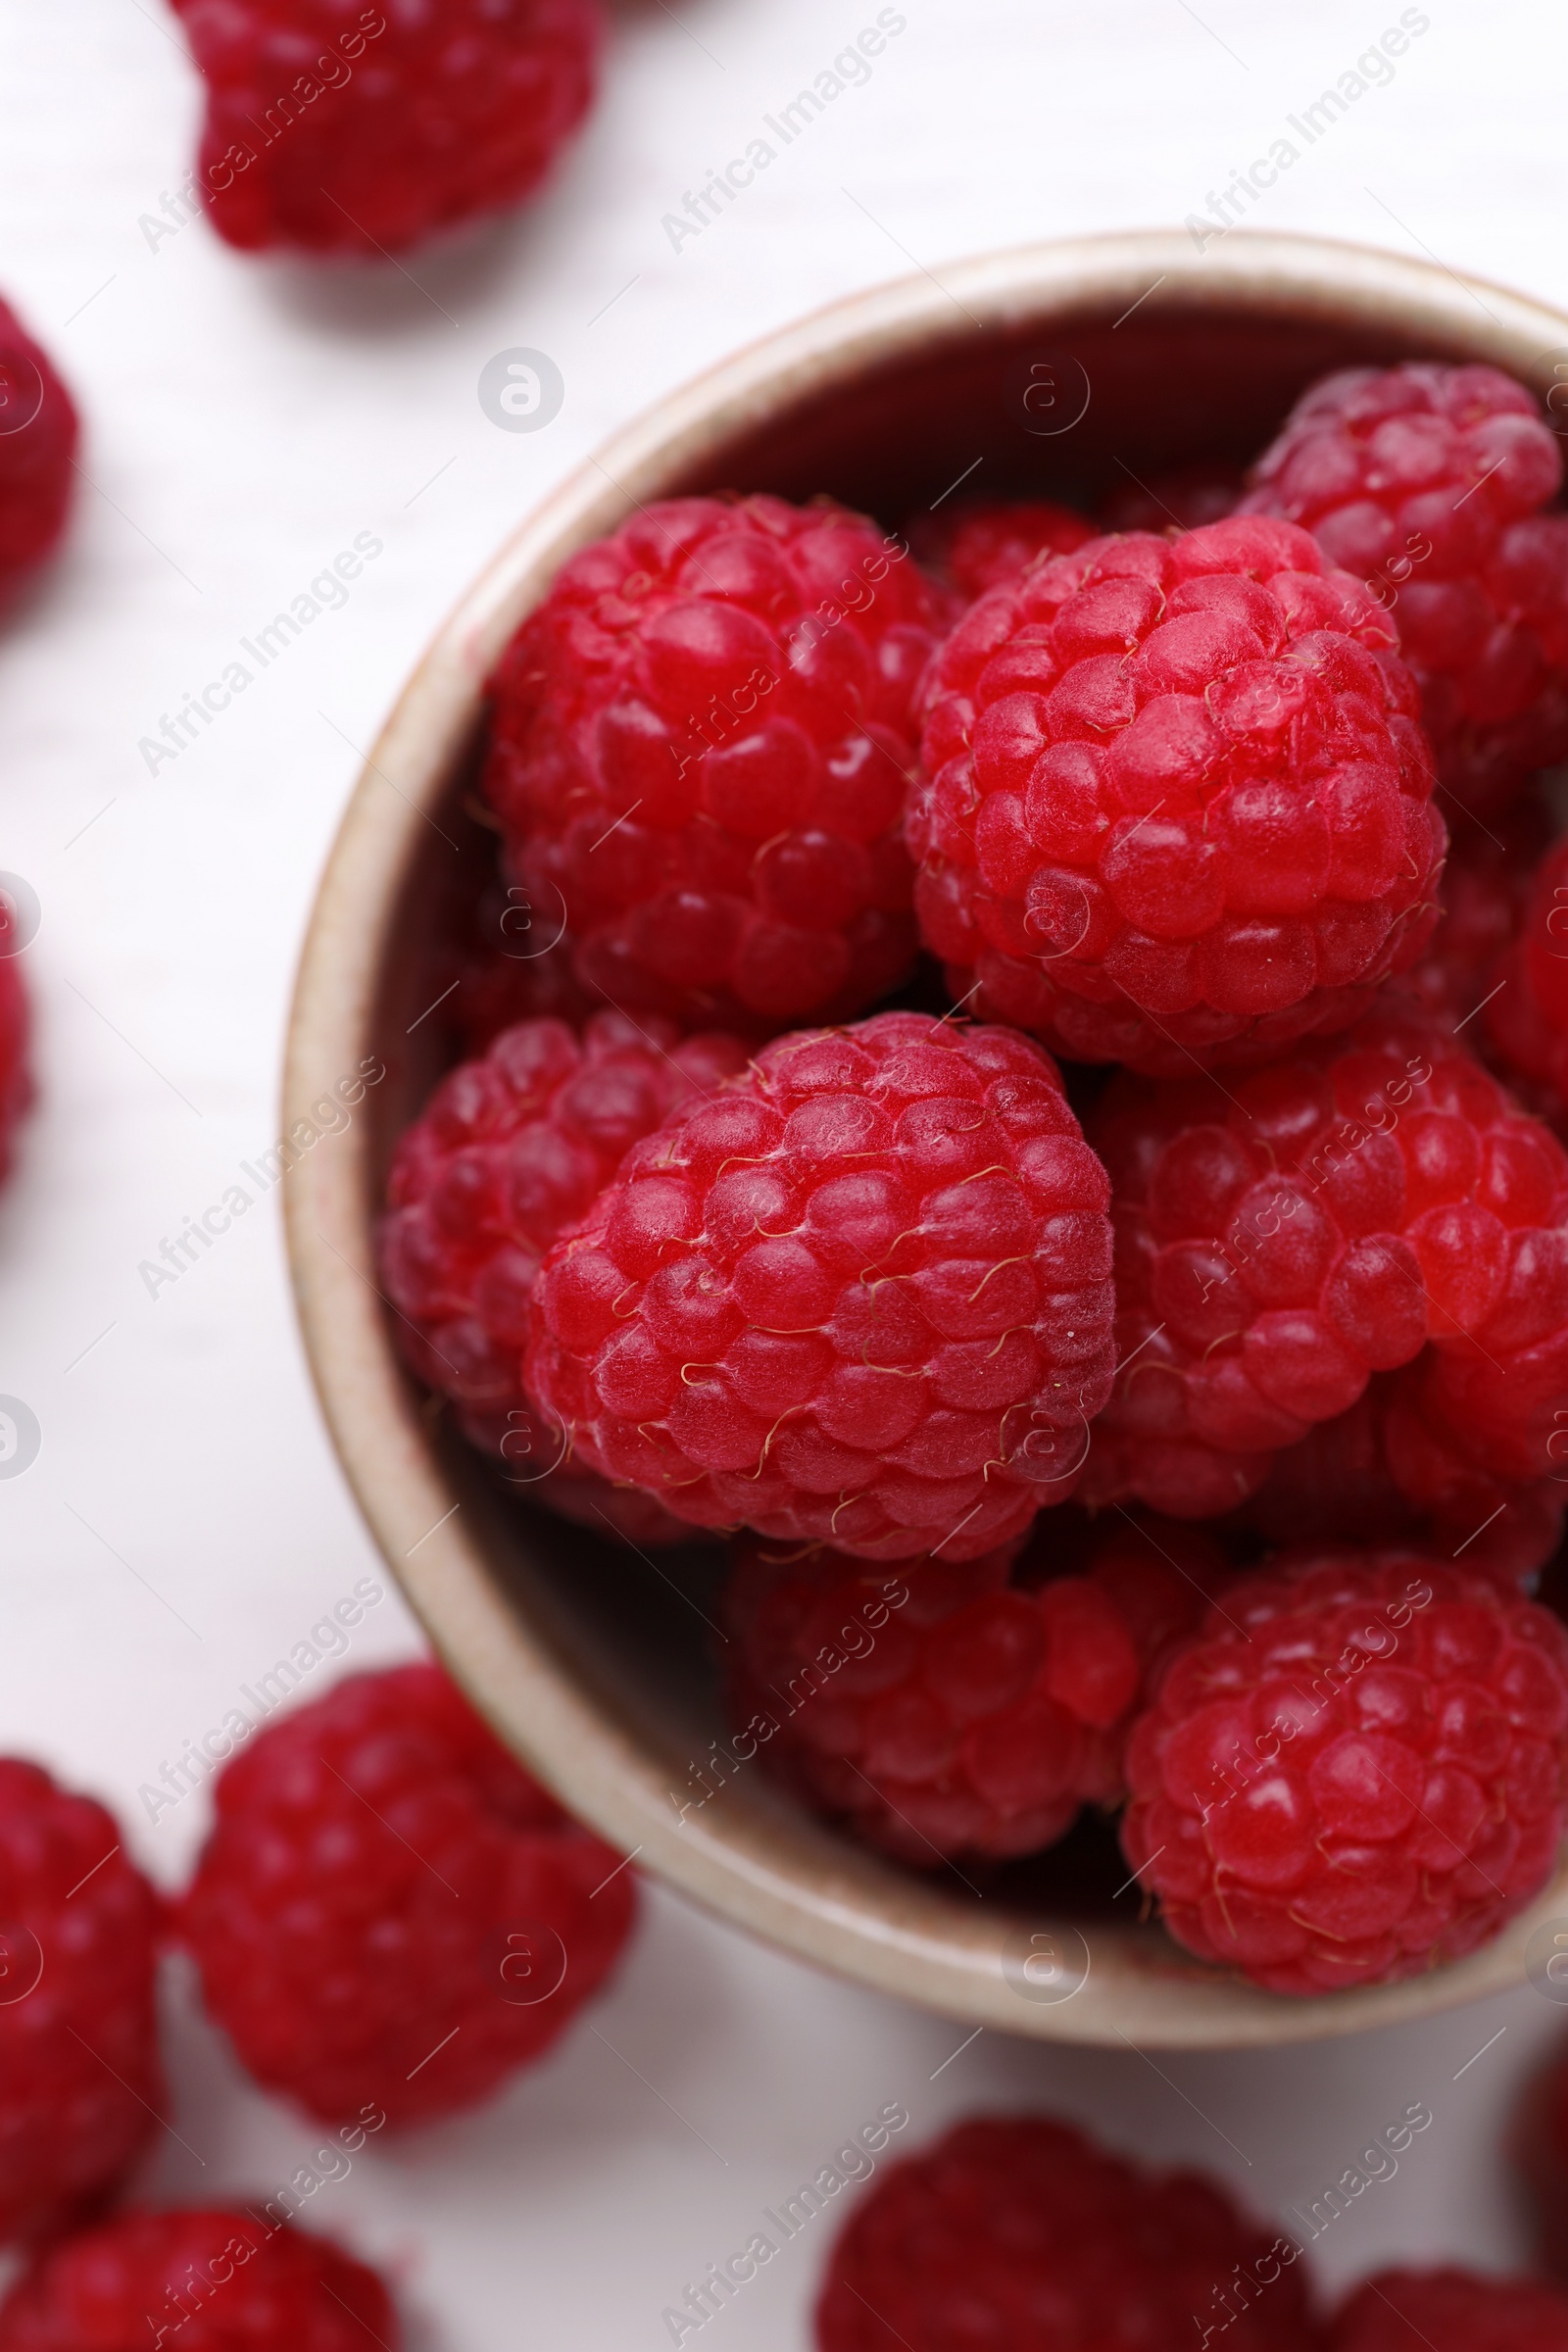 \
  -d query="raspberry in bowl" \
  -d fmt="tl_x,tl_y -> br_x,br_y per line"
284,228 -> 1568,2048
